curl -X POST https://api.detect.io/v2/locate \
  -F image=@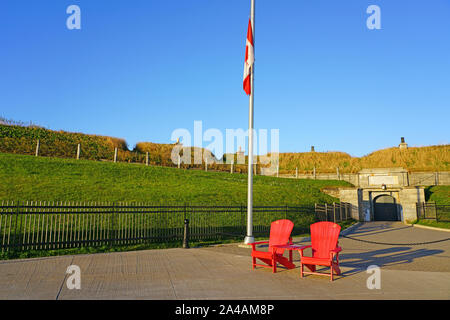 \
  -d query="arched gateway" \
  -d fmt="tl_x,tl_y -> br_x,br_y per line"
373,195 -> 399,221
